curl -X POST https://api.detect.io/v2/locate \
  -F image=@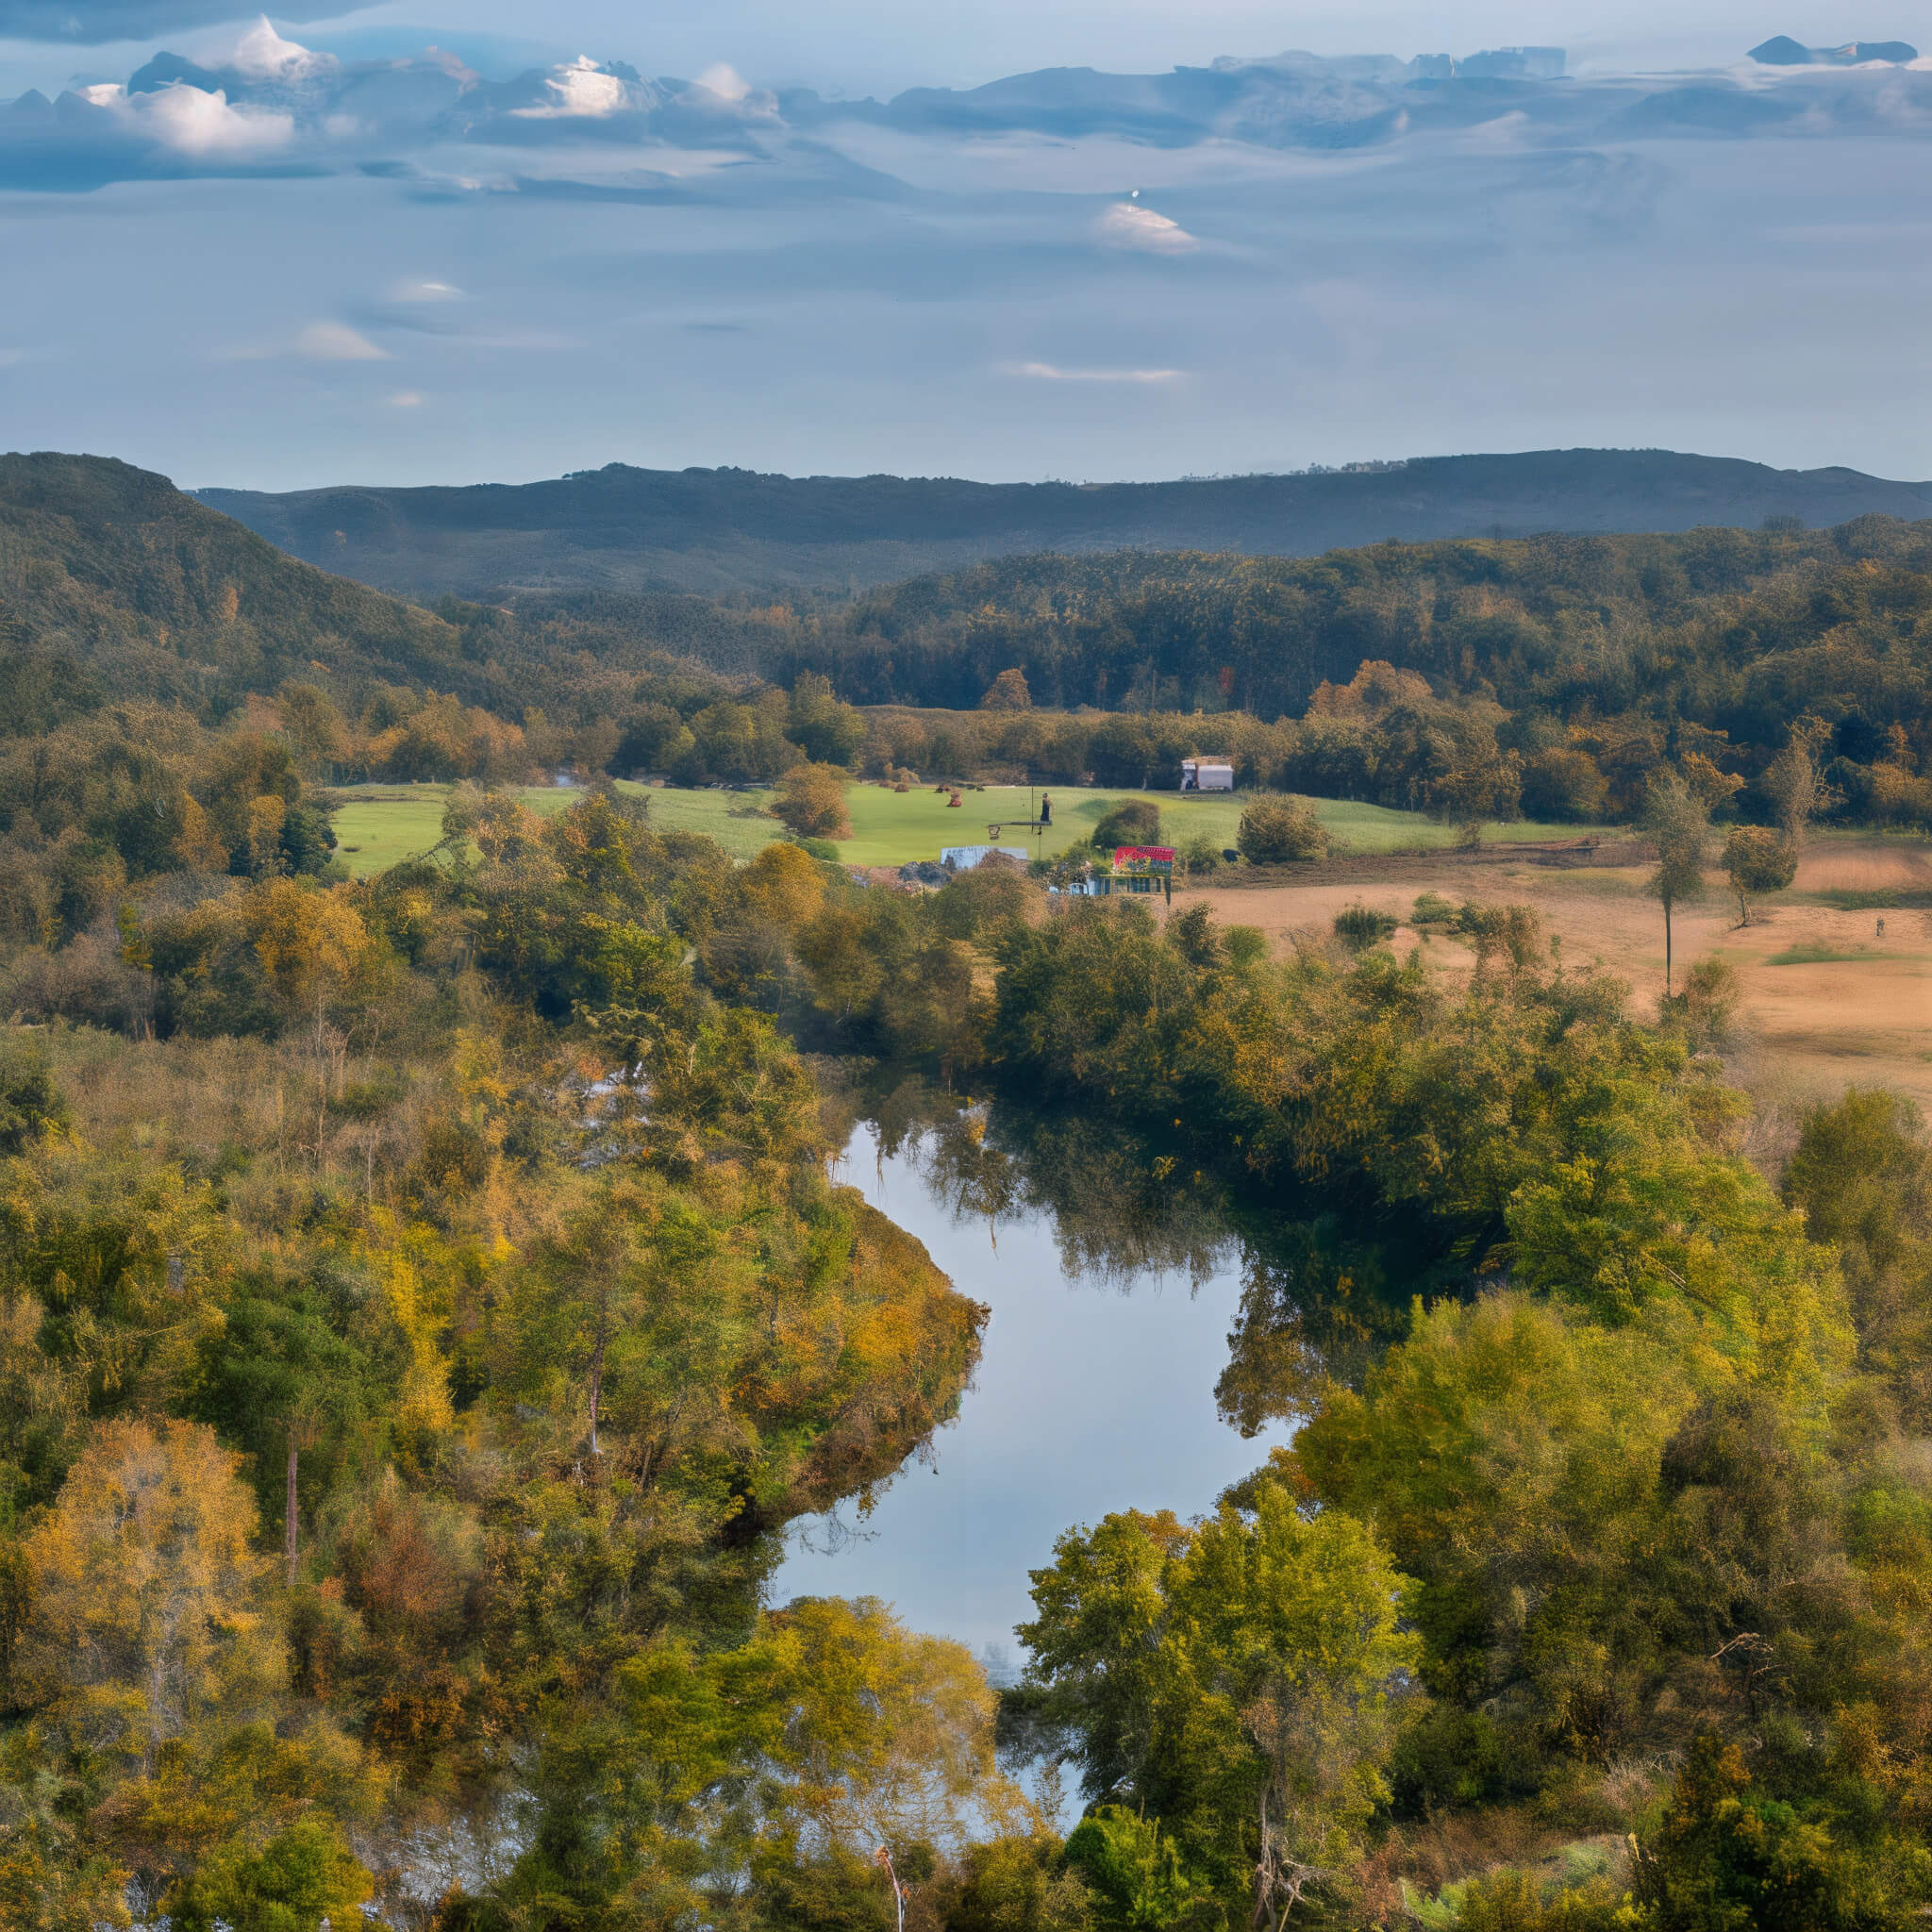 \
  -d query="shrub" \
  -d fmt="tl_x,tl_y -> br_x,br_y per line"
1236,797 -> 1327,864
791,837 -> 841,861
1334,903 -> 1398,952
1663,954 -> 1741,1049
0,1041 -> 68,1154
1178,835 -> 1222,877
1409,891 -> 1457,928
1091,800 -> 1161,853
